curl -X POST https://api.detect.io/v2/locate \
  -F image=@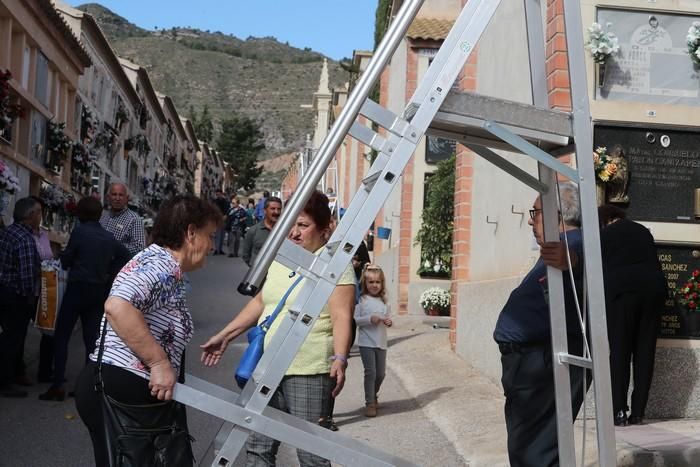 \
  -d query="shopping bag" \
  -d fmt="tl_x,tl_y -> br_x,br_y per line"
35,268 -> 67,332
